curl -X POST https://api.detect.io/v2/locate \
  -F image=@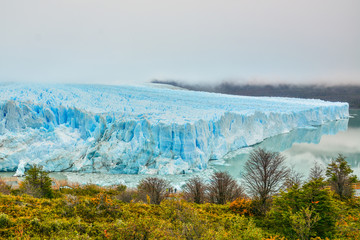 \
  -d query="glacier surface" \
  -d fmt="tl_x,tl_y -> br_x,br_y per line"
0,83 -> 349,176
